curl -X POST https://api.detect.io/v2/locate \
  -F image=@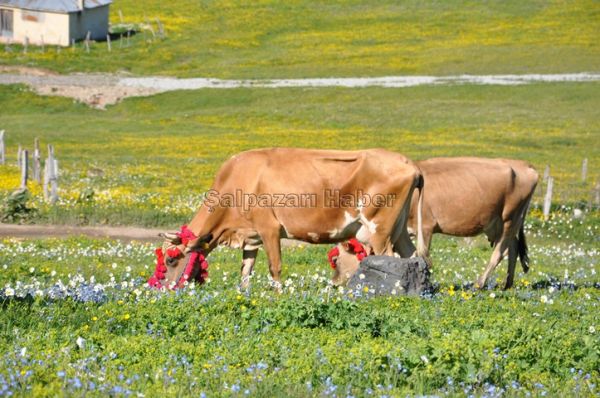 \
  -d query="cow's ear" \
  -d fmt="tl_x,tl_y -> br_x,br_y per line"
341,242 -> 351,253
190,233 -> 213,250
